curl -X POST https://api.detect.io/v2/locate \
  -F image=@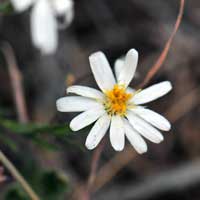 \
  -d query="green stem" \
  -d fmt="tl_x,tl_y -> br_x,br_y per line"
0,150 -> 40,200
